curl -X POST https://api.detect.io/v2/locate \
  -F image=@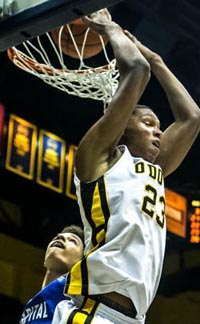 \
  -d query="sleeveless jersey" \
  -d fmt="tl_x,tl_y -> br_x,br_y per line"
19,274 -> 66,324
65,145 -> 166,316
